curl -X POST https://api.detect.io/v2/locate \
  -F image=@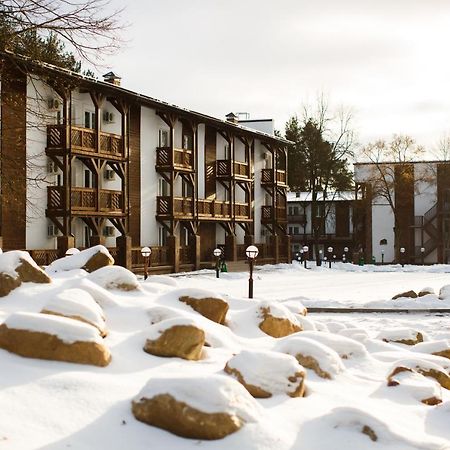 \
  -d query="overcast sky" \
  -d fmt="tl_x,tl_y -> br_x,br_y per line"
105,0 -> 450,150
